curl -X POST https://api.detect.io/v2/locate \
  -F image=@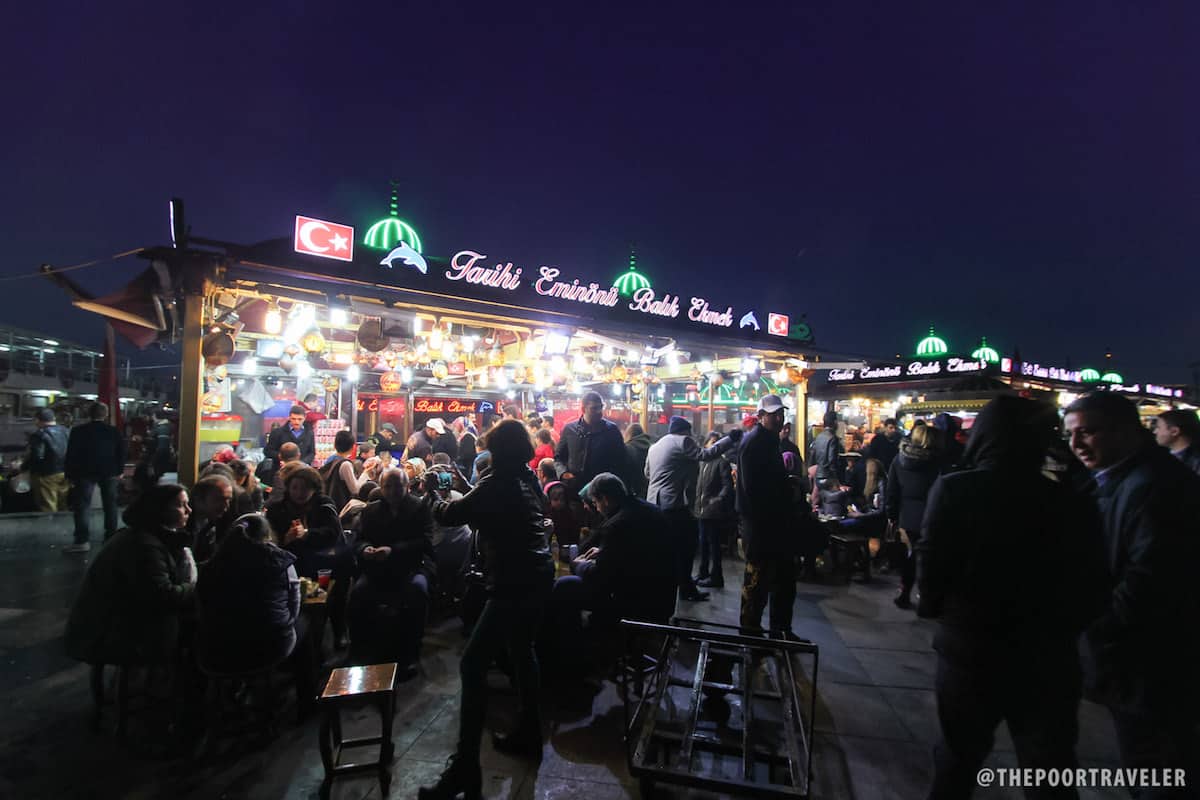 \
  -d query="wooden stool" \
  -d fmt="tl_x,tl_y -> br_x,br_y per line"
317,663 -> 398,799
